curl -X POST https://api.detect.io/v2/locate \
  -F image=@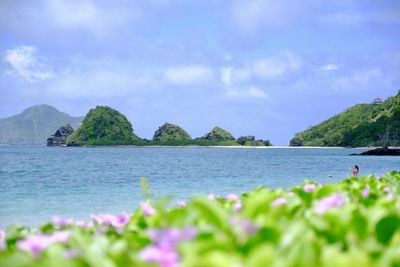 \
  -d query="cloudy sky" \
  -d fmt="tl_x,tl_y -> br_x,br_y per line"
1,0 -> 399,145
